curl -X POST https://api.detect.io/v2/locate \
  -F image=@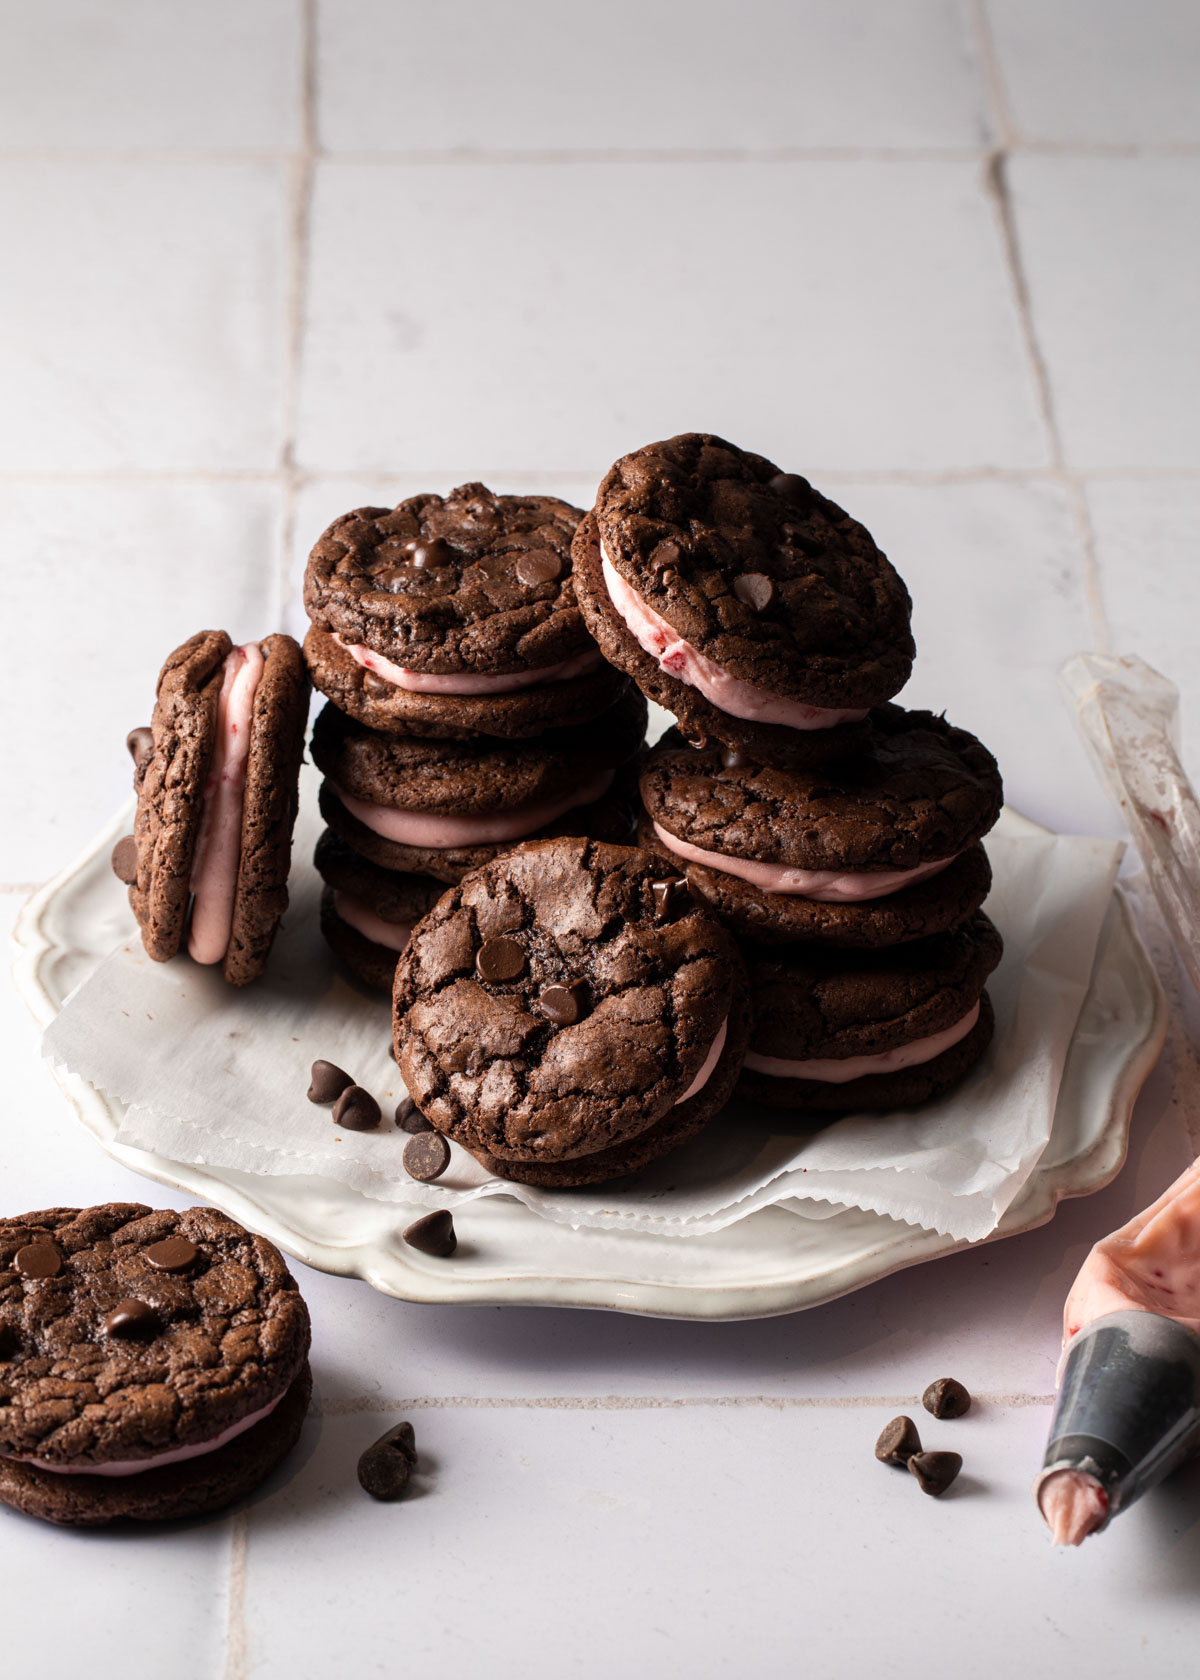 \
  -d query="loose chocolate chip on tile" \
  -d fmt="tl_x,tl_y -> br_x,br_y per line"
144,1235 -> 199,1273
922,1377 -> 971,1419
111,835 -> 138,884
333,1086 -> 382,1131
733,572 -> 775,612
651,878 -> 686,922
874,1415 -> 922,1467
404,1130 -> 451,1182
476,936 -> 526,982
402,1209 -> 457,1258
538,979 -> 588,1026
514,549 -> 563,587
126,726 -> 154,766
308,1059 -> 355,1105
908,1450 -> 963,1497
103,1299 -> 158,1340
357,1421 -> 418,1501
770,472 -> 812,506
395,1095 -> 433,1133
14,1243 -> 62,1281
